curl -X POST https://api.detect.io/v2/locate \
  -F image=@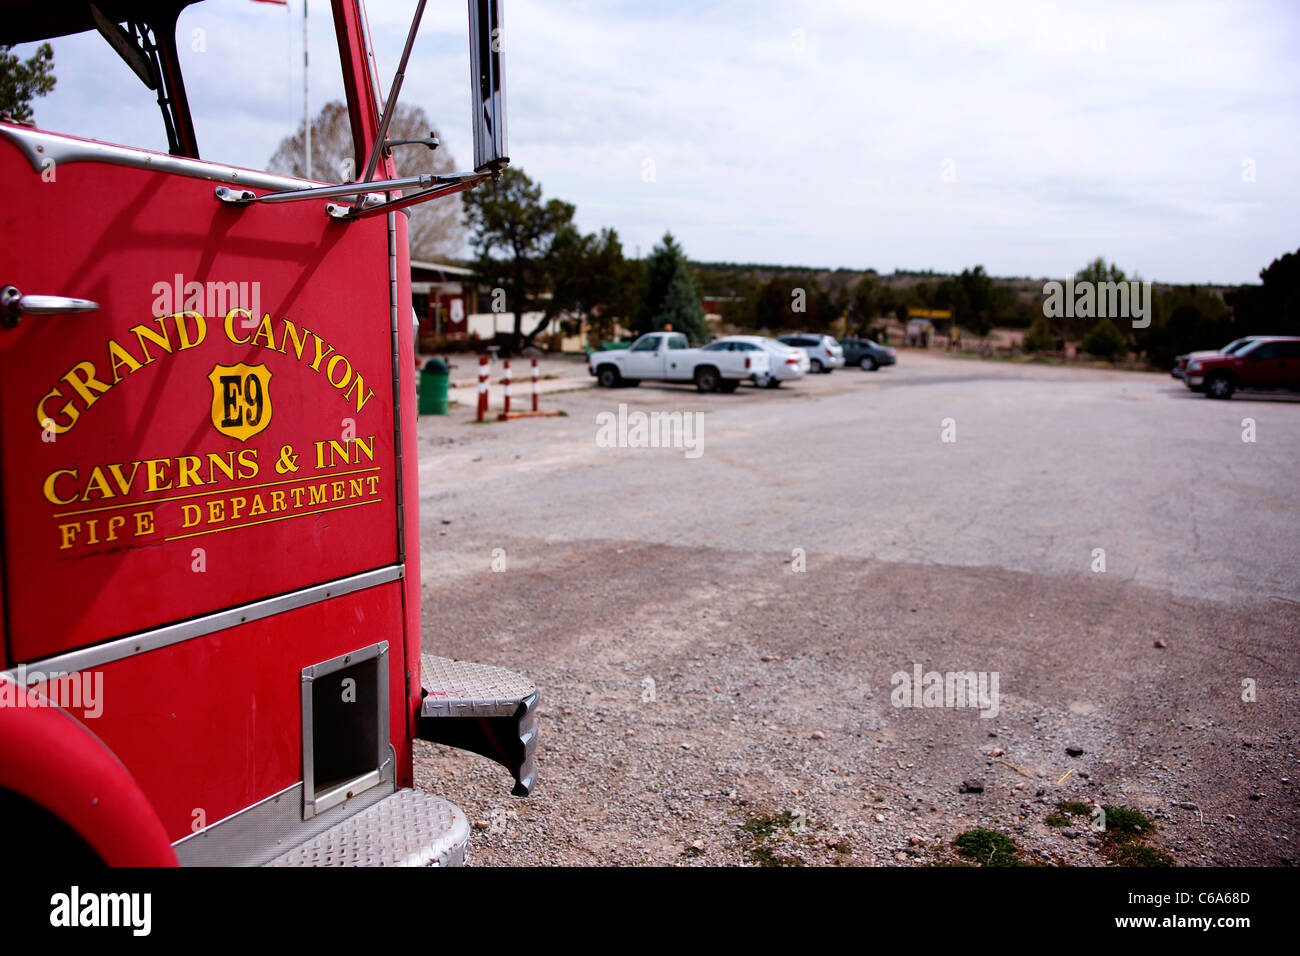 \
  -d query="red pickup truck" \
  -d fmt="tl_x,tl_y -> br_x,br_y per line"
1186,336 -> 1300,399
